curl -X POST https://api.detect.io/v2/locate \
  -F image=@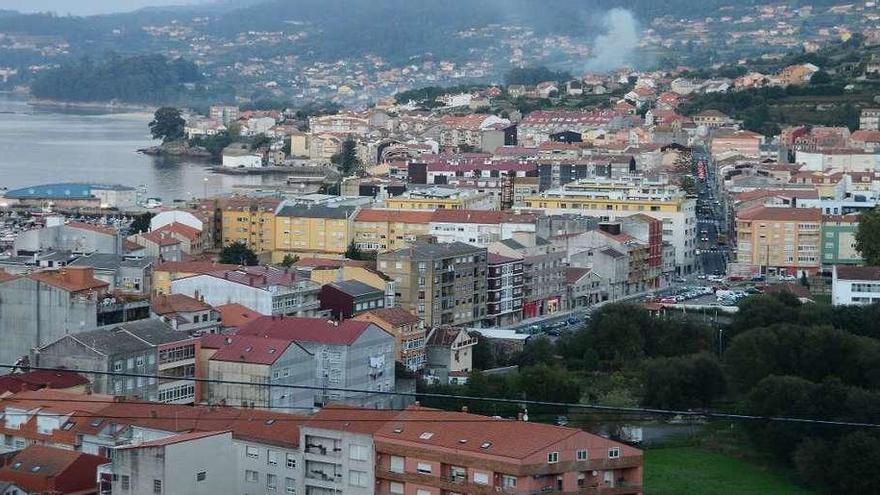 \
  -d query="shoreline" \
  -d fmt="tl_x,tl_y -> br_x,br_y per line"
26,98 -> 157,115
